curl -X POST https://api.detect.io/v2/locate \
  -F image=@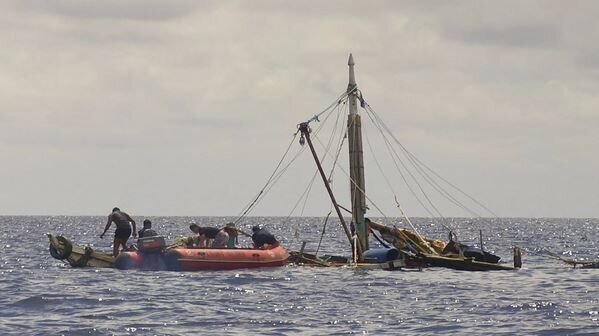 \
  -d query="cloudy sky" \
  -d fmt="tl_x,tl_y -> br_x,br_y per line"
1,1 -> 598,218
